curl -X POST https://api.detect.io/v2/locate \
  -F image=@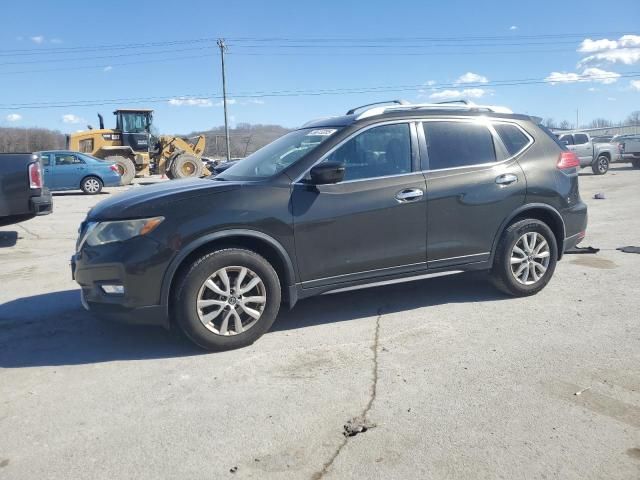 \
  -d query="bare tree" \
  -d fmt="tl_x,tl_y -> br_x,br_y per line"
626,111 -> 640,126
588,118 -> 613,128
543,118 -> 558,129
558,120 -> 572,130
